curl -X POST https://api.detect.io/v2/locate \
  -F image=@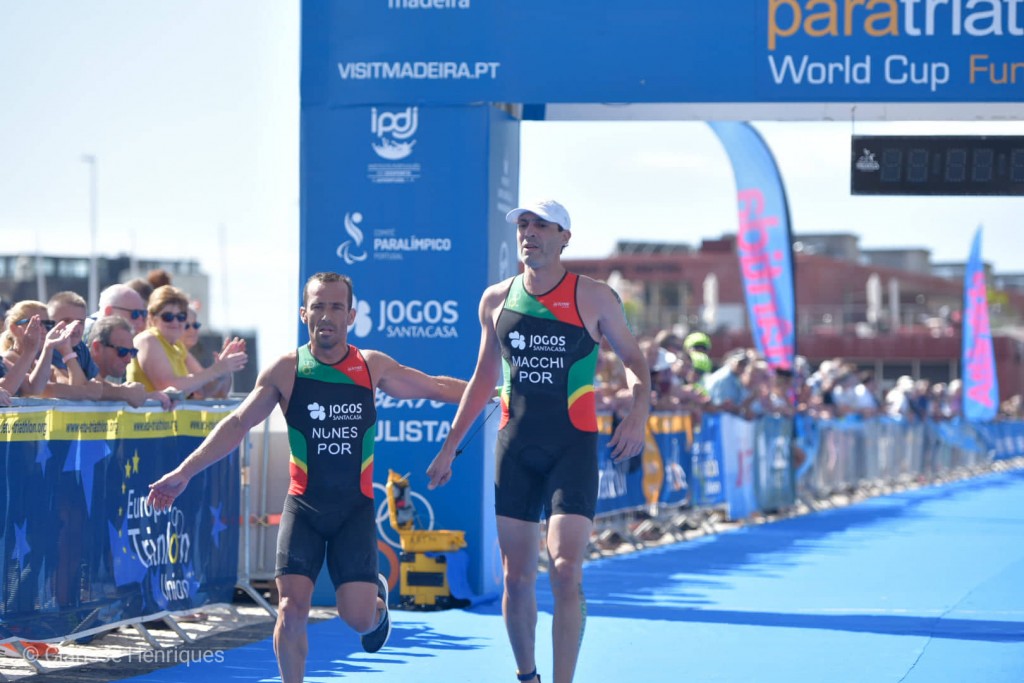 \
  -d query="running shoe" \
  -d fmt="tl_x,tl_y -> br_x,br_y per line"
360,573 -> 391,653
